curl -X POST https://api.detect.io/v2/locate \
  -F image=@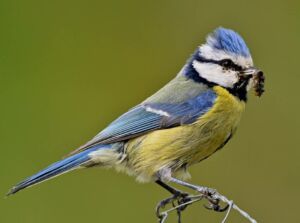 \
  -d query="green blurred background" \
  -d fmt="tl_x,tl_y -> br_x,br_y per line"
0,0 -> 299,222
